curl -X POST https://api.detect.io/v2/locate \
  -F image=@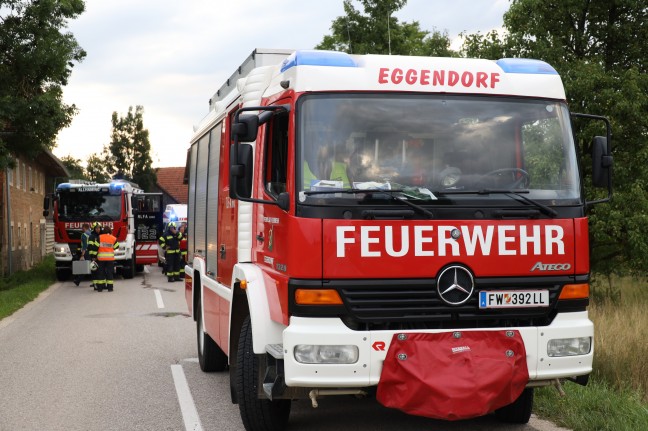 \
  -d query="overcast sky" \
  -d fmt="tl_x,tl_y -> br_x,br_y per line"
53,0 -> 510,168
